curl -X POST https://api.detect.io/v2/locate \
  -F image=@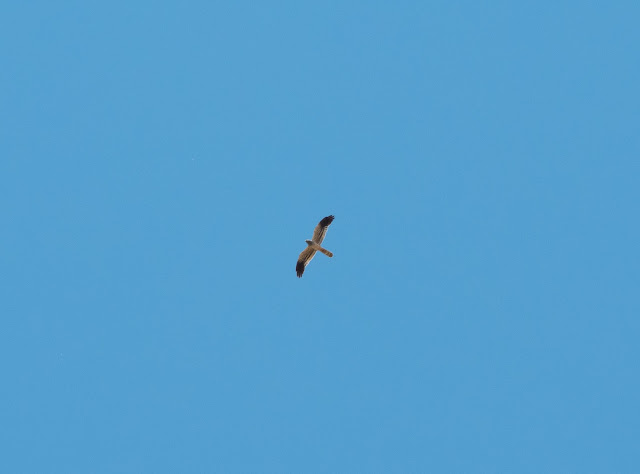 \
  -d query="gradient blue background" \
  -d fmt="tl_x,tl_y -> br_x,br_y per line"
2,1 -> 639,472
